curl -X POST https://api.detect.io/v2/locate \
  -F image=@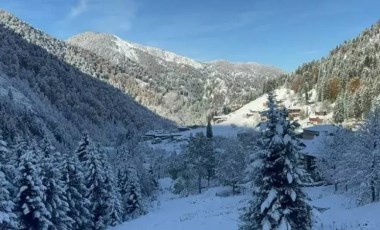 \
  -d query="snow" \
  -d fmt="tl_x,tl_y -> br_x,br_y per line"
287,173 -> 293,184
114,36 -> 204,69
126,87 -> 380,230
306,186 -> 380,230
261,189 -> 277,214
290,190 -> 296,202
278,218 -> 291,230
110,178 -> 249,230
